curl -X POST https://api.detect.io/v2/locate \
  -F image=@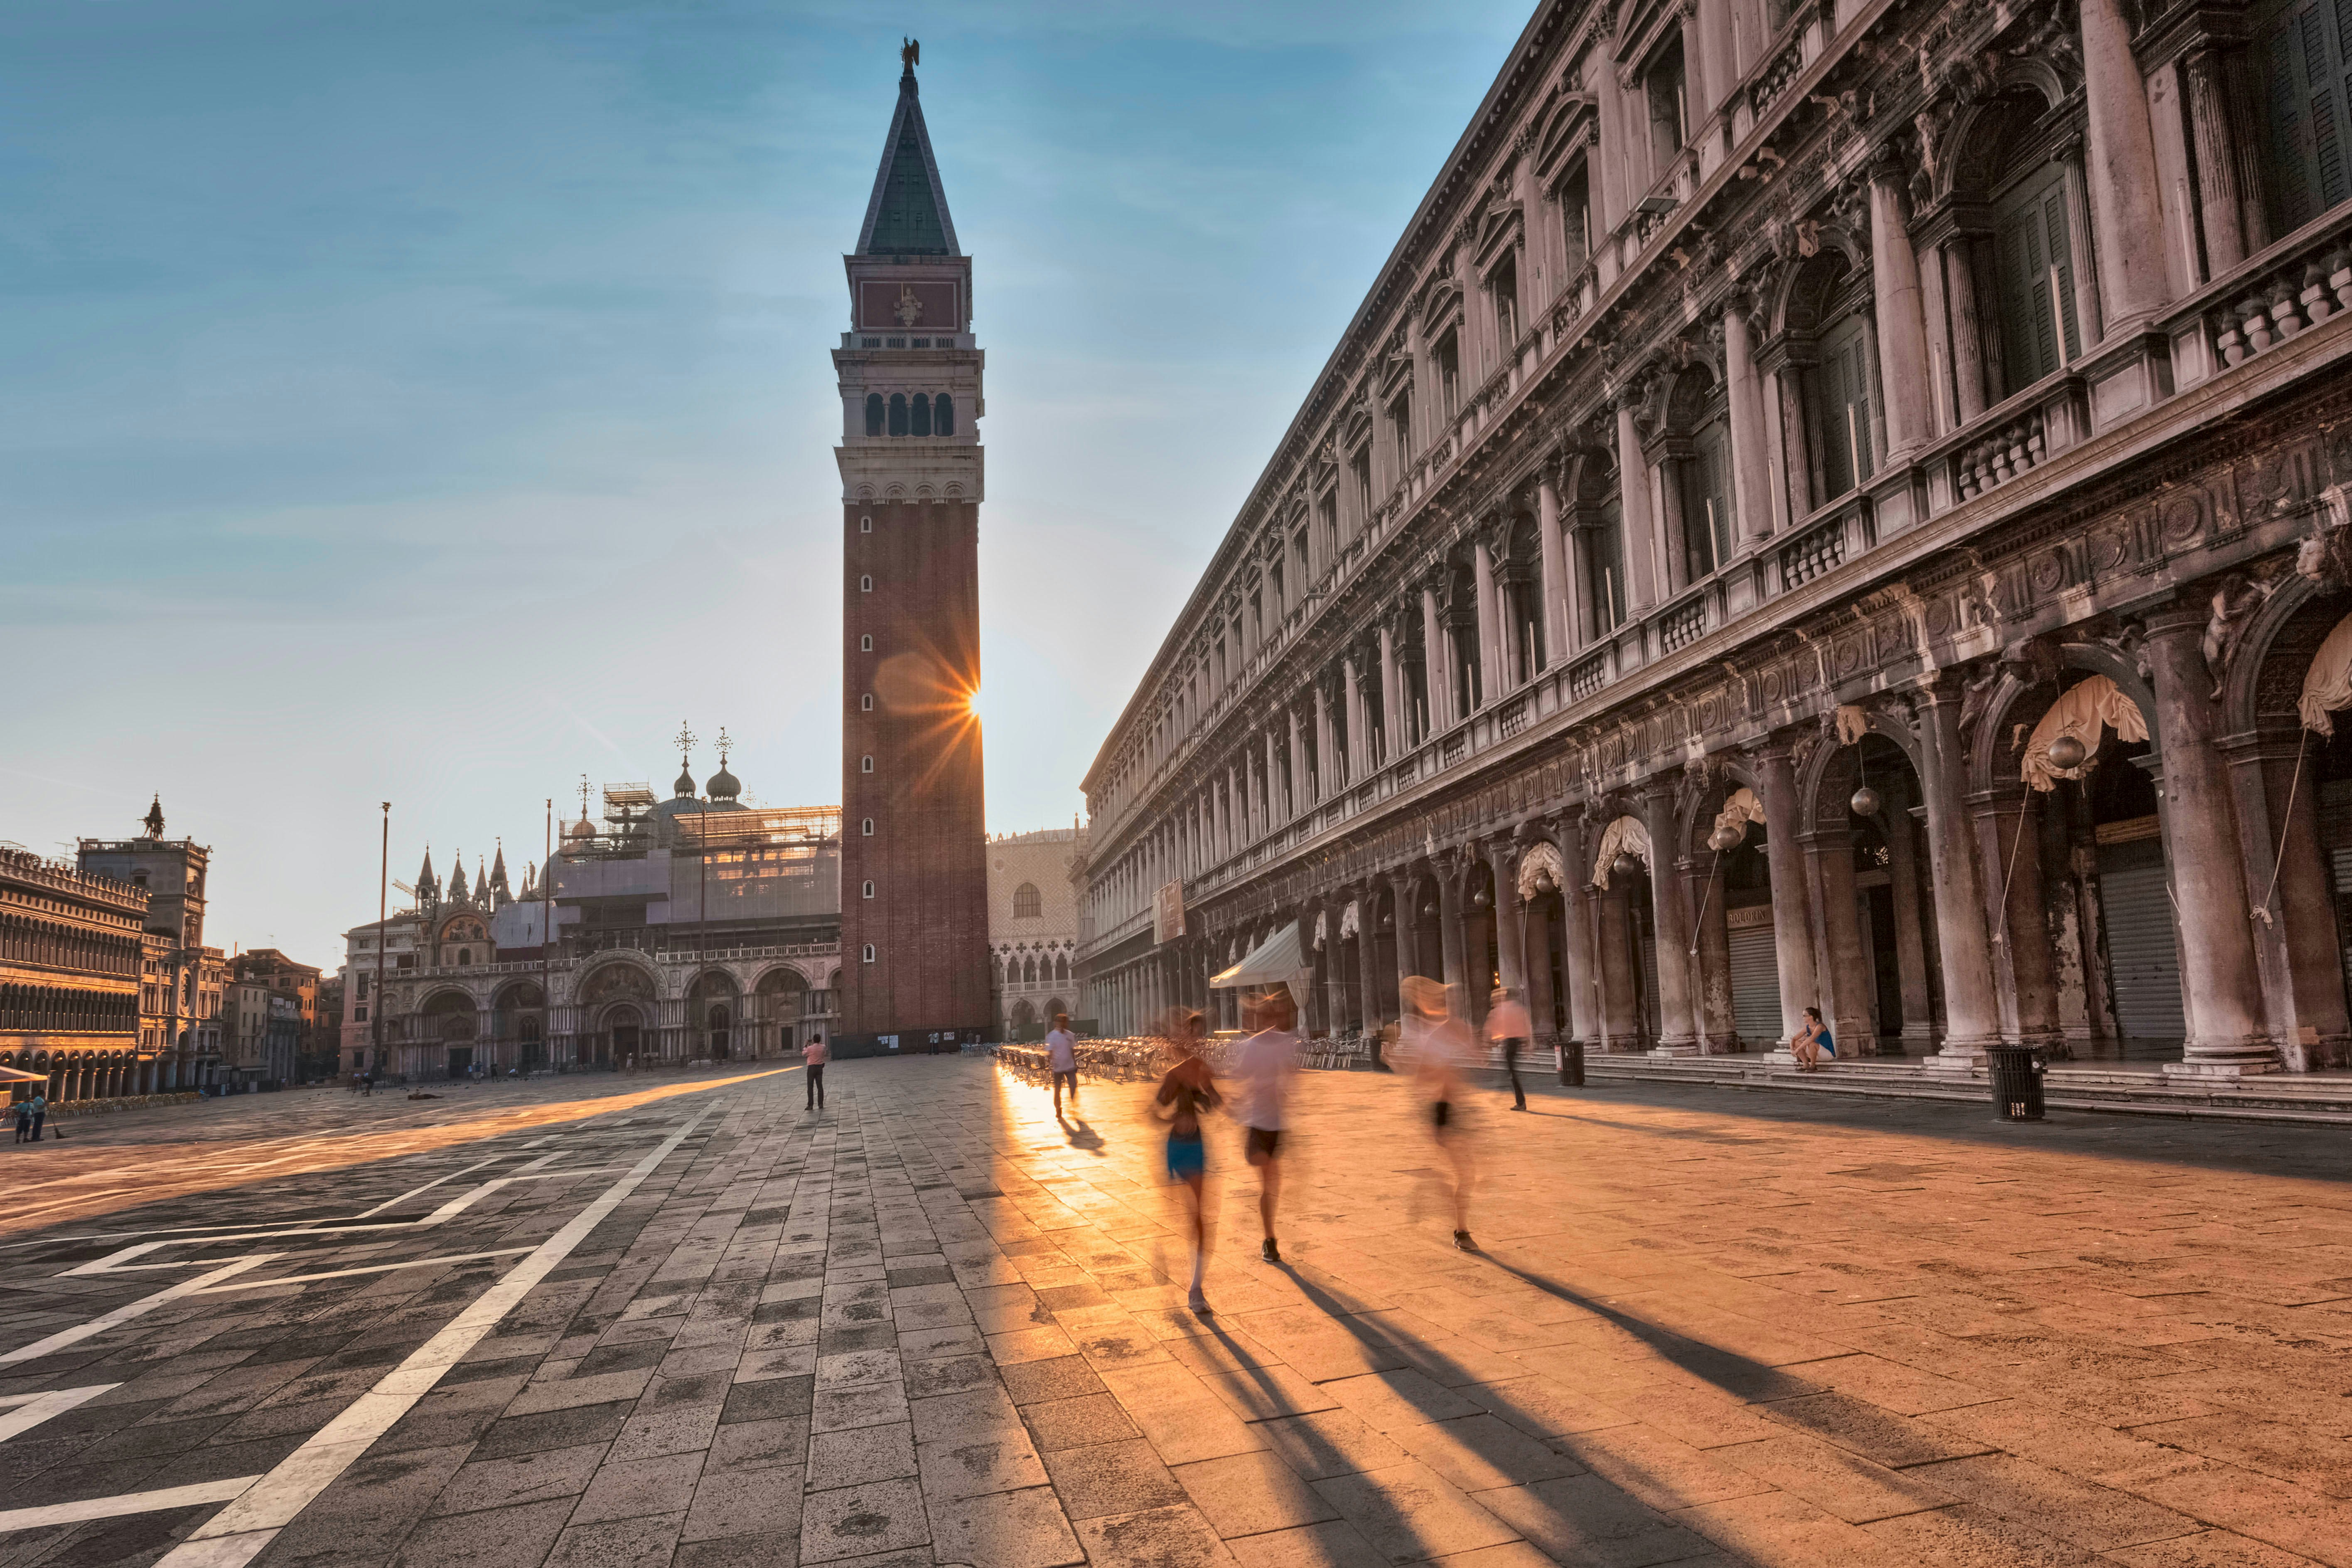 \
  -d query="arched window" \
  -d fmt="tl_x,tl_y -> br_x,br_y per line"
1991,164 -> 2082,391
1665,367 -> 1735,582
1023,956 -> 1038,983
888,393 -> 908,436
1054,954 -> 1069,984
1785,251 -> 1877,506
1013,882 -> 1041,918
862,944 -> 876,963
865,393 -> 884,437
910,393 -> 931,437
934,394 -> 954,436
